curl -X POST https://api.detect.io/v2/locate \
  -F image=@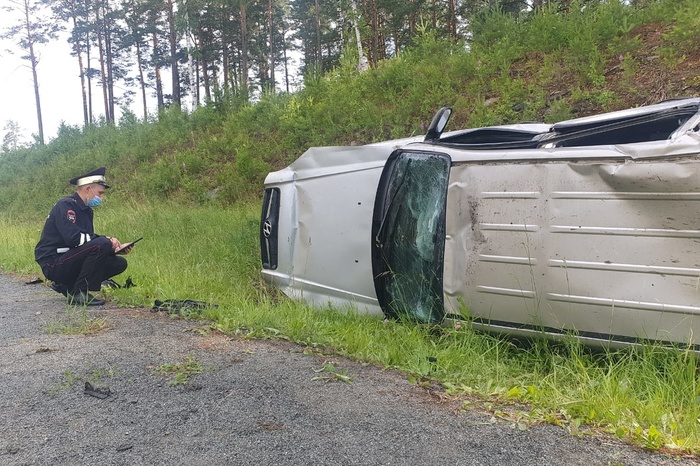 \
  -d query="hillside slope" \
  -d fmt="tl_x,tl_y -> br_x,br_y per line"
0,1 -> 699,212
